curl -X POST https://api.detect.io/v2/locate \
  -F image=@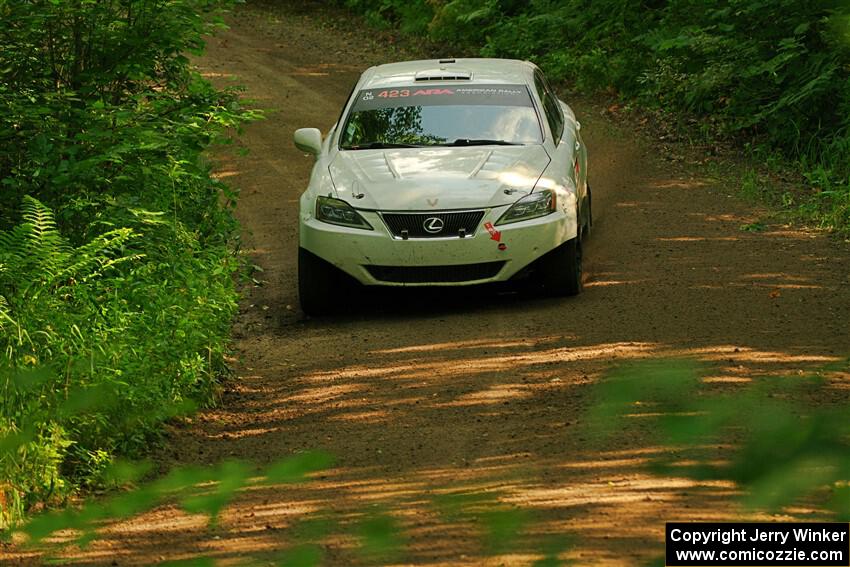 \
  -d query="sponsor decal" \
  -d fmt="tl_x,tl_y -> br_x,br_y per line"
351,84 -> 534,111
484,221 -> 501,242
376,88 -> 454,98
